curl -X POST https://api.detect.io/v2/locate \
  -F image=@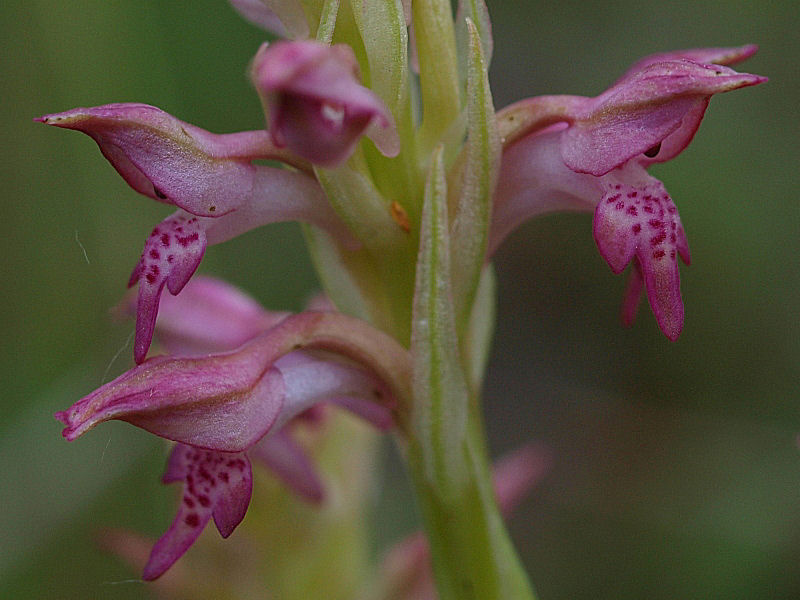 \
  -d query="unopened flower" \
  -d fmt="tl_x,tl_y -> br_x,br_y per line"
493,46 -> 766,339
251,40 -> 400,167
